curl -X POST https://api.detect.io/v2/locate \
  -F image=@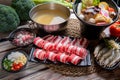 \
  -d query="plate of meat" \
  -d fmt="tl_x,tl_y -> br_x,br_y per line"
29,35 -> 91,66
